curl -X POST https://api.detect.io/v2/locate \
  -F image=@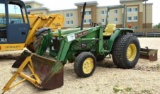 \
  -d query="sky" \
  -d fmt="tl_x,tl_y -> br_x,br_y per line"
22,0 -> 160,25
